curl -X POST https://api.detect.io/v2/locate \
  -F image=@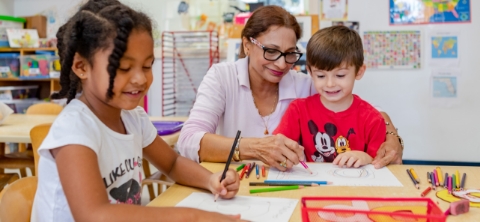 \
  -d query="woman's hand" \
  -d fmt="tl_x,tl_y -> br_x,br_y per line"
246,134 -> 304,171
208,169 -> 240,200
333,151 -> 373,168
372,134 -> 403,169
